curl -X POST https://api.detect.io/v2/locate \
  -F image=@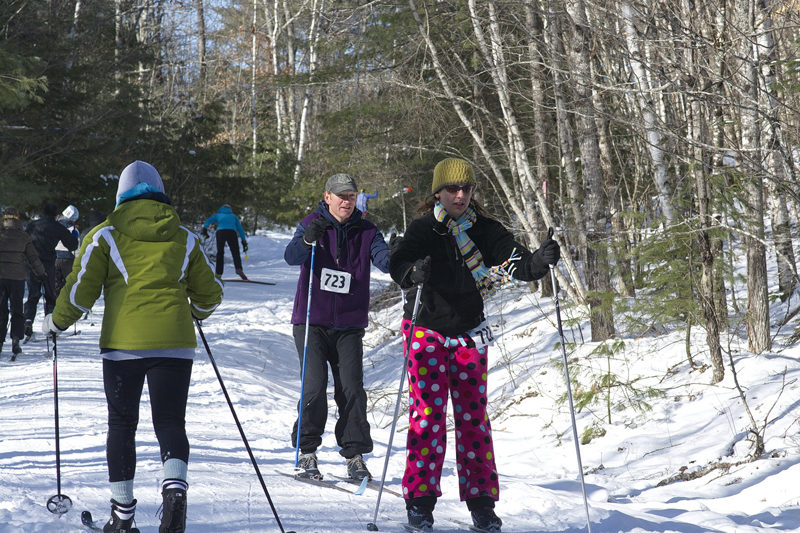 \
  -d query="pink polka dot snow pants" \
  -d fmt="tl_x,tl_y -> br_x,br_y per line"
400,319 -> 499,502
